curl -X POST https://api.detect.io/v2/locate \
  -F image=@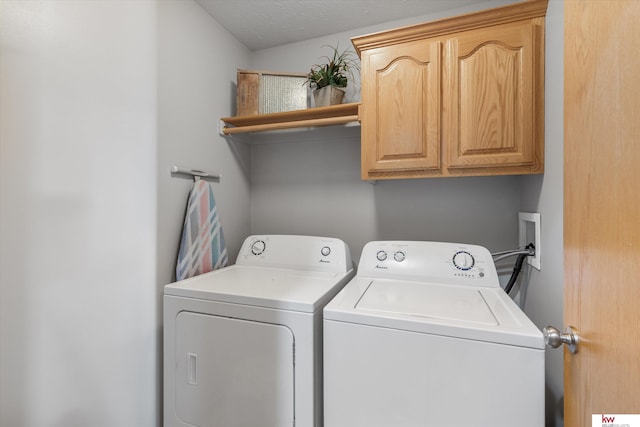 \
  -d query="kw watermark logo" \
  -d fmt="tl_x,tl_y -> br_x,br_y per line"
593,414 -> 640,427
